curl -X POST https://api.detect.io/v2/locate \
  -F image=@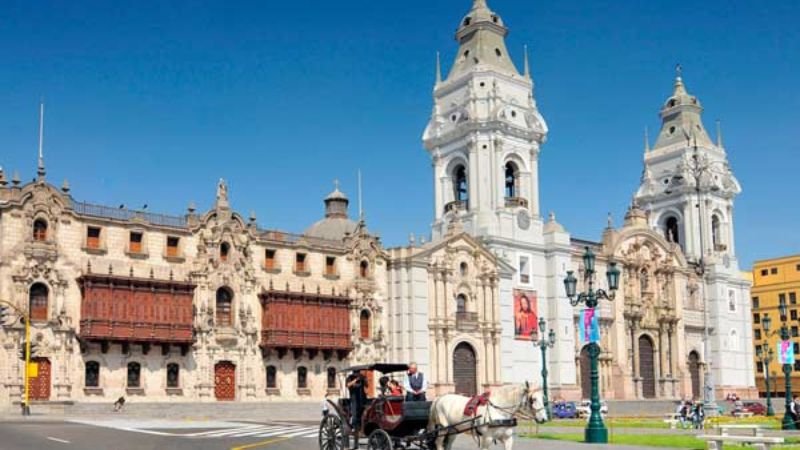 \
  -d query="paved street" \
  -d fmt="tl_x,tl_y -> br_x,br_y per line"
0,418 -> 662,450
